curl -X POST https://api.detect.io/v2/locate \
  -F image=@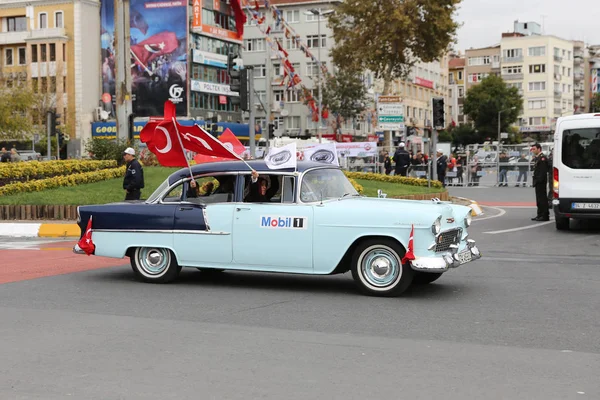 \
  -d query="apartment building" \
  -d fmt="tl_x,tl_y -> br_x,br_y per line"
464,45 -> 501,91
0,0 -> 100,155
590,45 -> 600,111
448,56 -> 465,124
500,34 -> 574,136
572,40 -> 587,112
